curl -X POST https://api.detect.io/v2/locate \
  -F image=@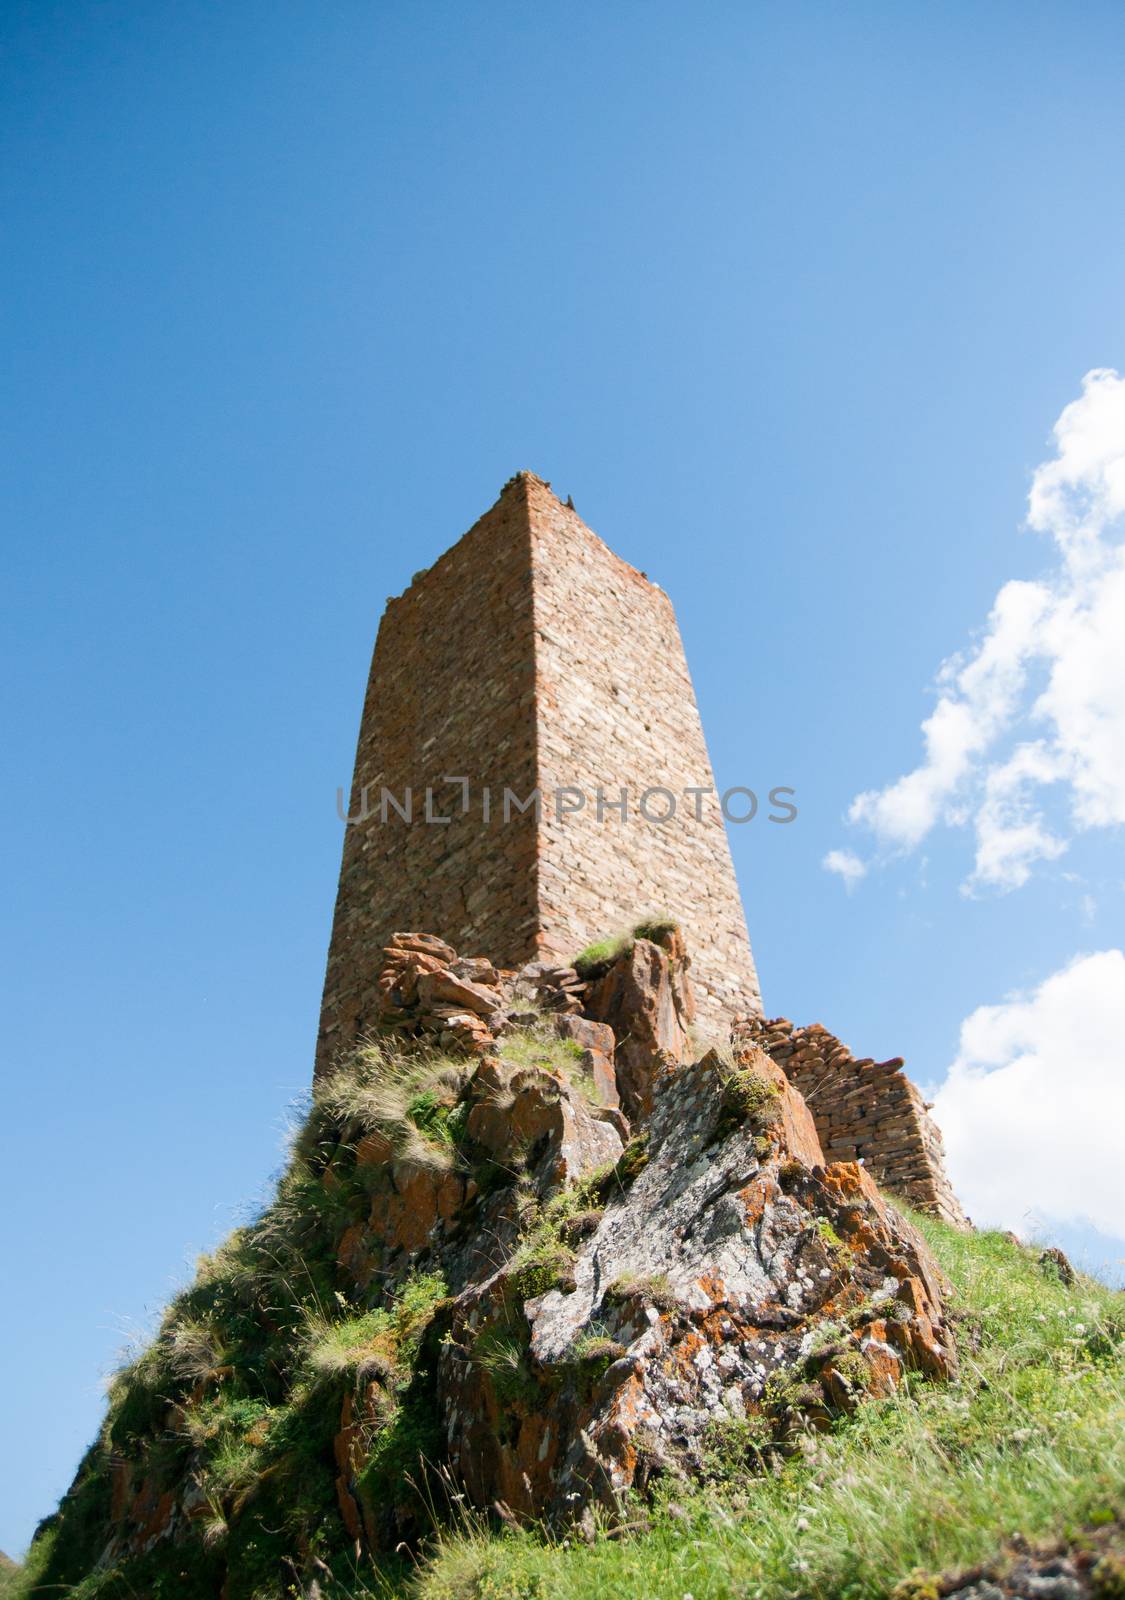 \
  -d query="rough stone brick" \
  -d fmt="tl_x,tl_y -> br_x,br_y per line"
316,472 -> 760,1076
